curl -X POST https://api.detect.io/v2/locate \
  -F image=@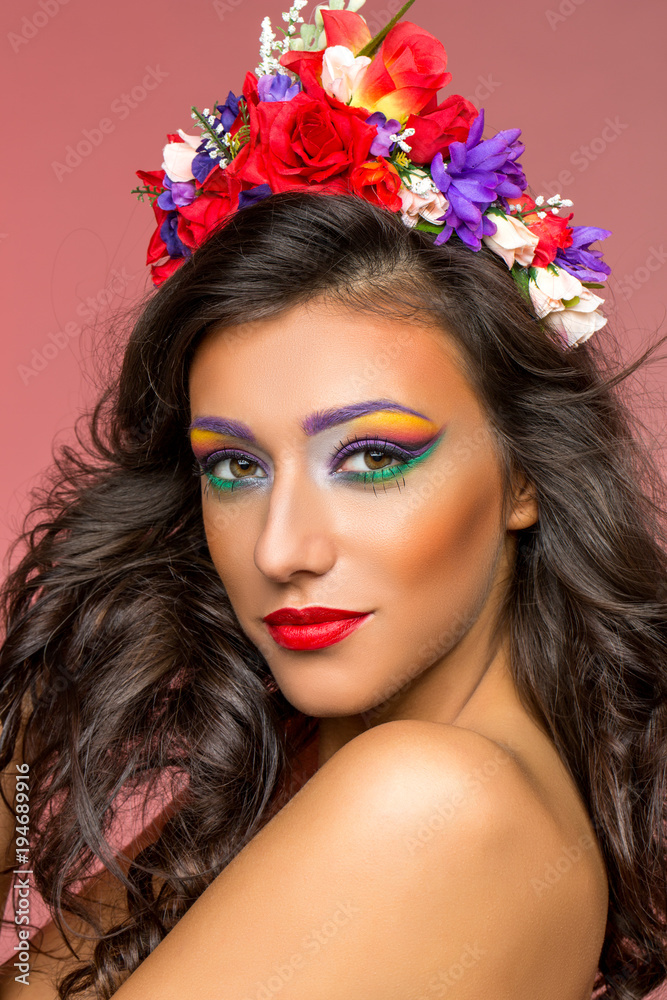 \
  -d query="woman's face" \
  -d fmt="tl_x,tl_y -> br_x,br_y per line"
188,296 -> 537,719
